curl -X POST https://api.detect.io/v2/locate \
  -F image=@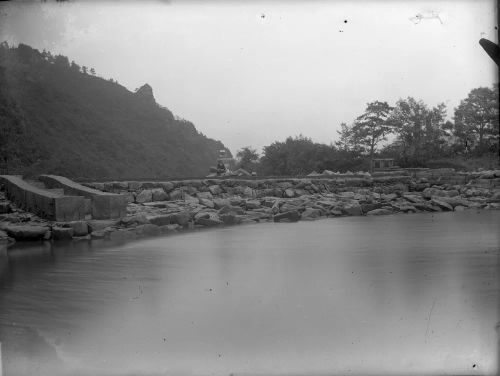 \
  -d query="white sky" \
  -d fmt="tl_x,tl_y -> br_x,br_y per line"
0,0 -> 497,155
